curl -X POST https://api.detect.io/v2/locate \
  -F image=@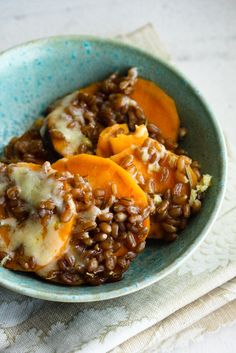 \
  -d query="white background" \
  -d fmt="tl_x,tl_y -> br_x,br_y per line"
0,1 -> 236,352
